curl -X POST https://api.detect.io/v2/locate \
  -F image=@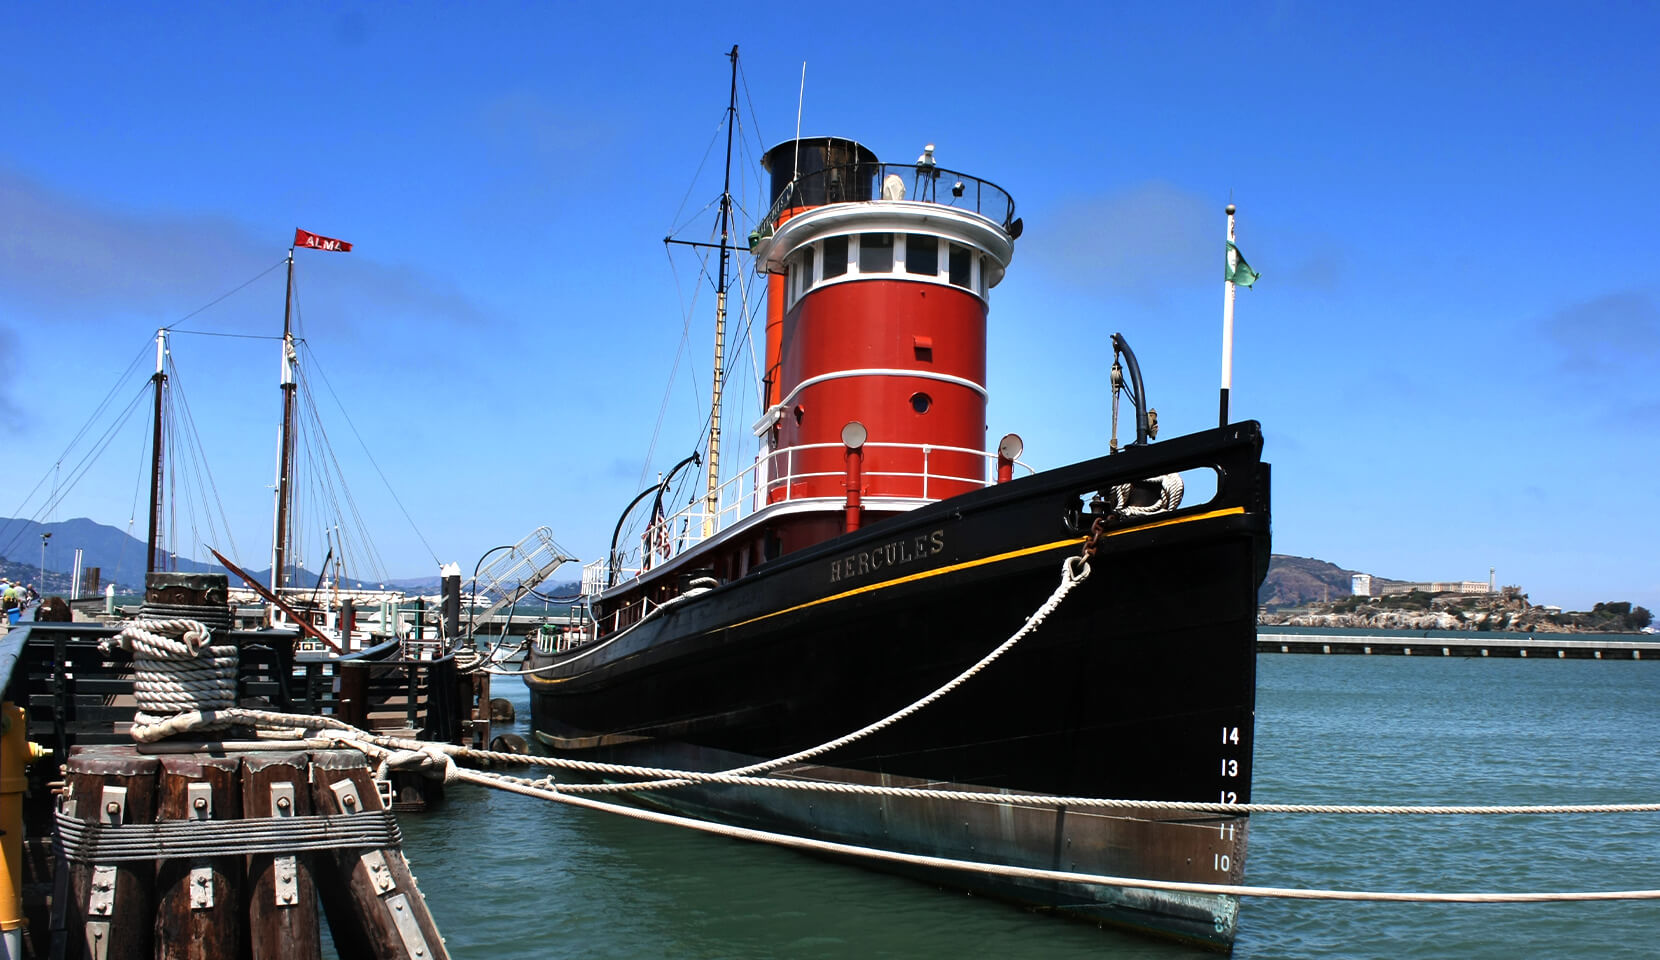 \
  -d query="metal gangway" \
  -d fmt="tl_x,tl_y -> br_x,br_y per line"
464,526 -> 578,641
